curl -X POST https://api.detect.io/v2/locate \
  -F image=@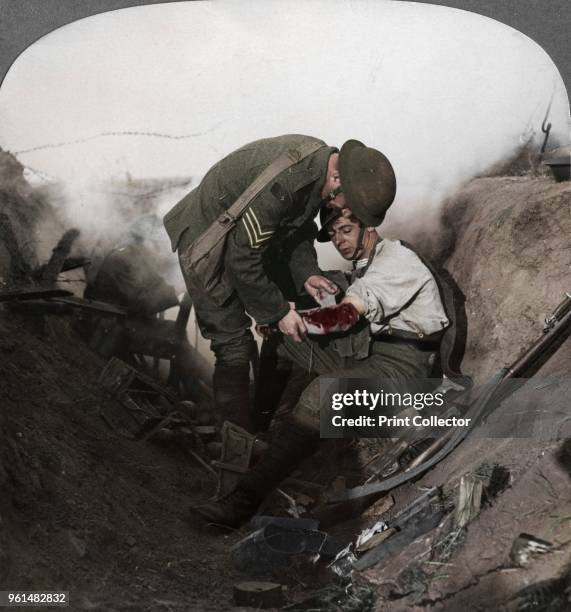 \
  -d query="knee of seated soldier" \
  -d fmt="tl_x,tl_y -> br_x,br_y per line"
290,377 -> 322,433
